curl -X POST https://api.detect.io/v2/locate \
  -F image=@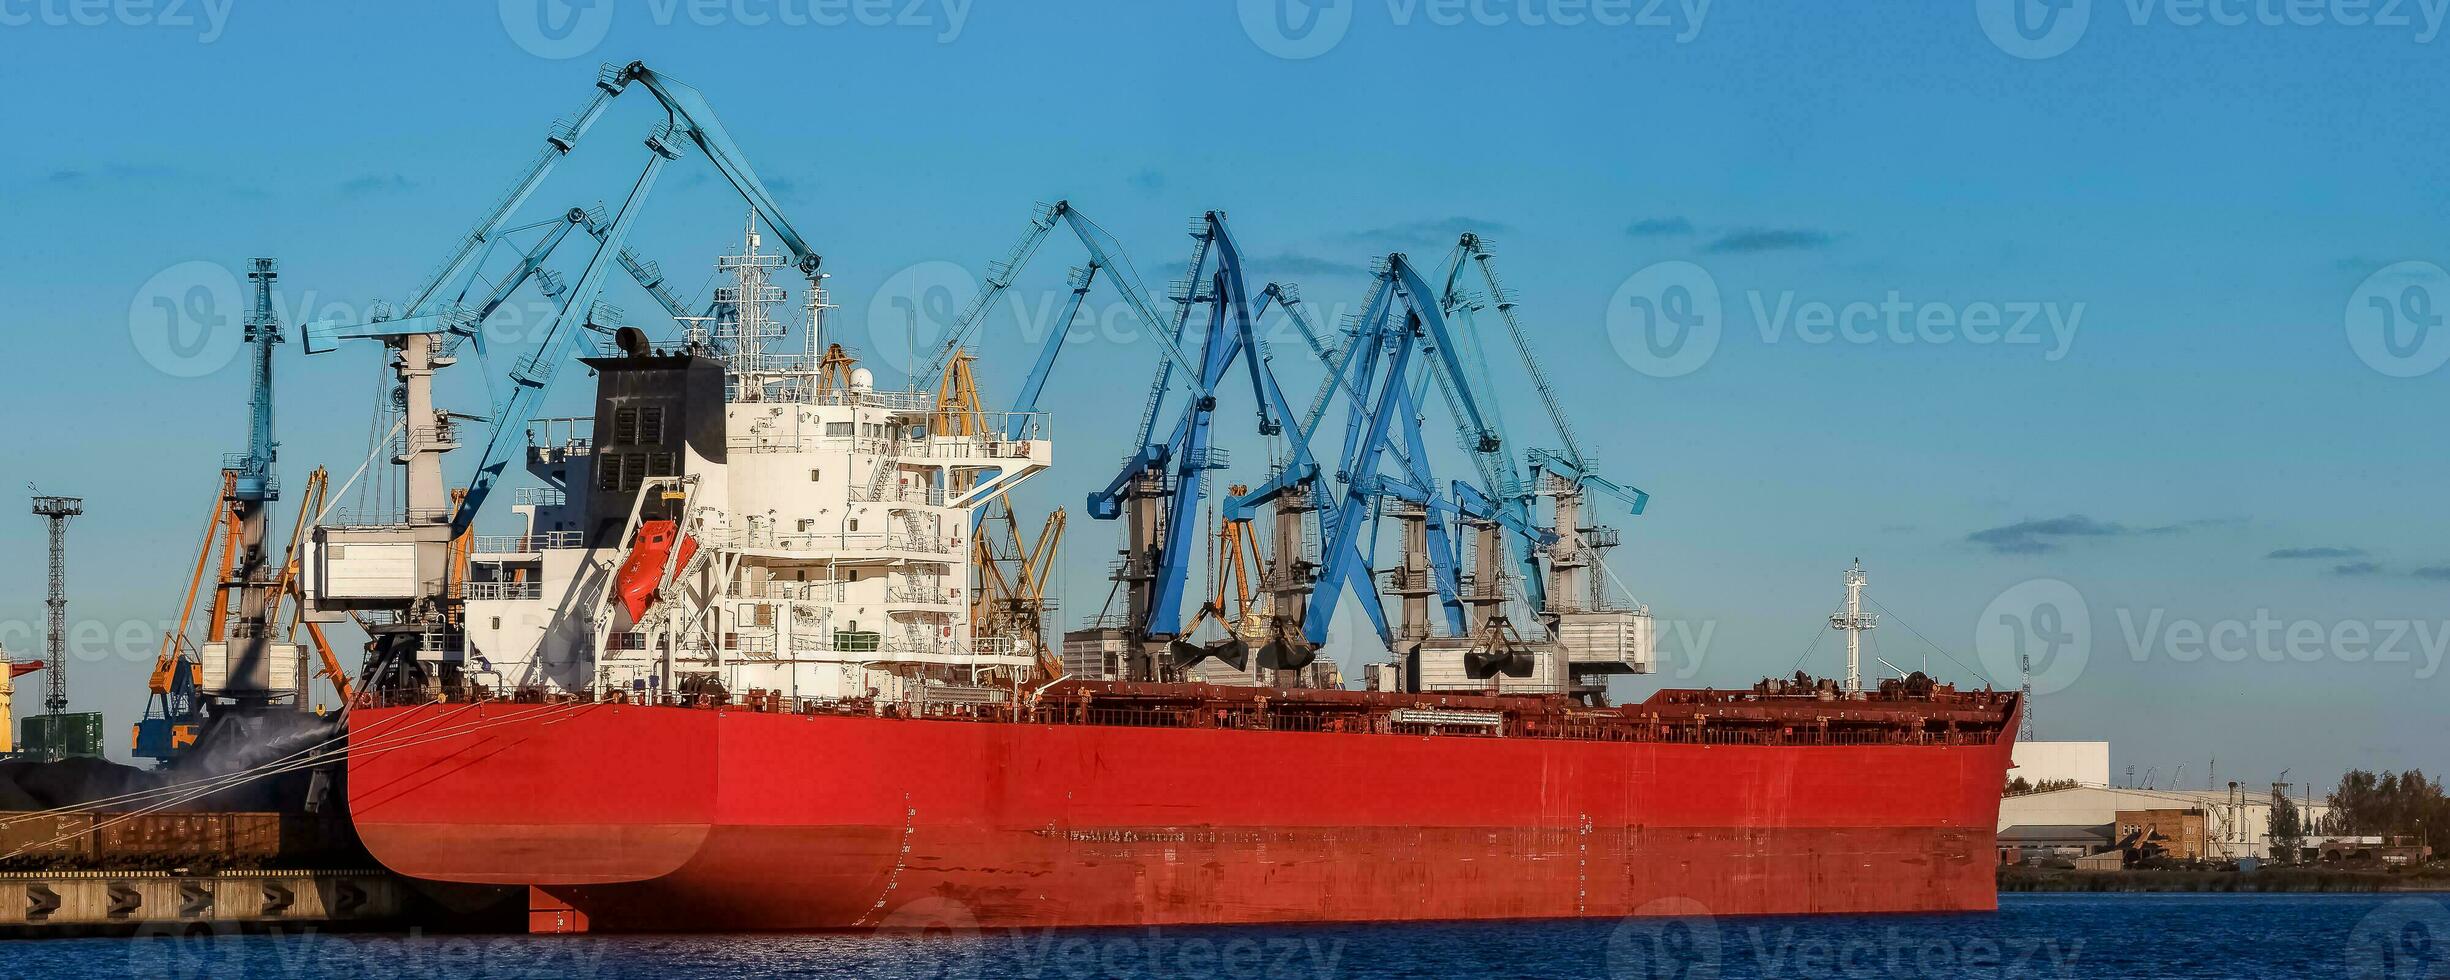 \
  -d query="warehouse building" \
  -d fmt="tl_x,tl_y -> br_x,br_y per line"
2009,741 -> 2110,787
1998,784 -> 2329,861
